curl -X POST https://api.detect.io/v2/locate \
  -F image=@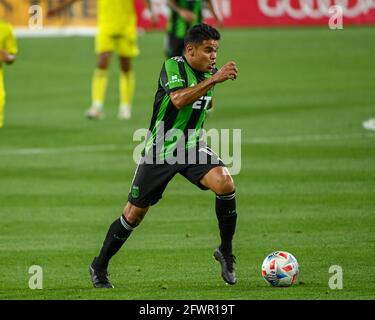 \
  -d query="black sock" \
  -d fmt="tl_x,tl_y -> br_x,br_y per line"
216,191 -> 237,256
93,215 -> 136,270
